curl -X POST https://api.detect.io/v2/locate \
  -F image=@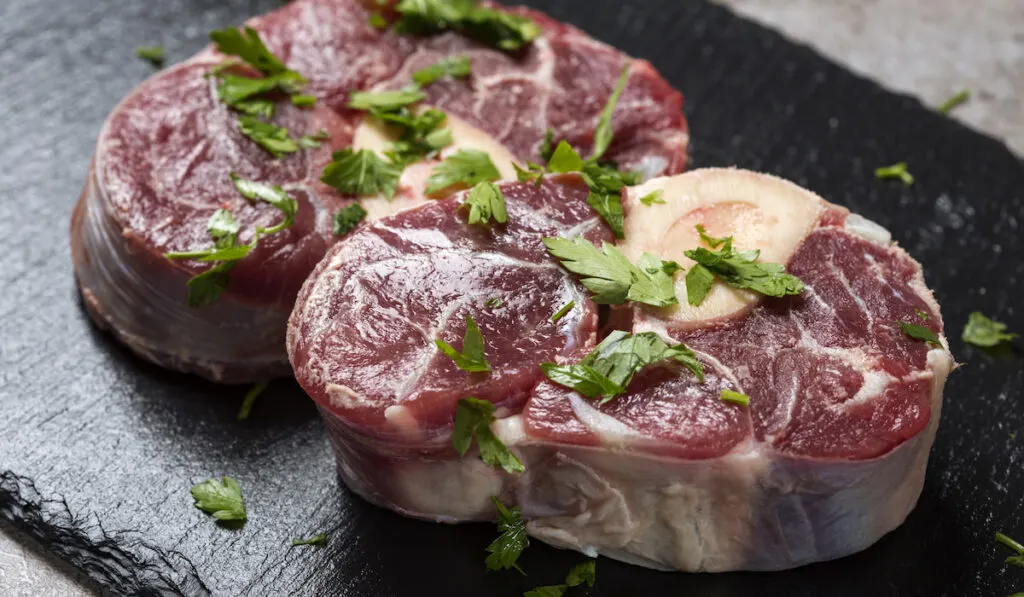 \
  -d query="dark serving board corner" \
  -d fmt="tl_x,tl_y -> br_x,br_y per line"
1,0 -> 1022,595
